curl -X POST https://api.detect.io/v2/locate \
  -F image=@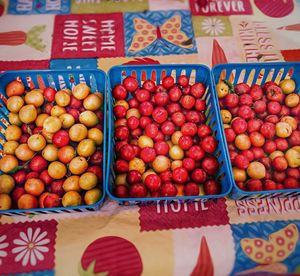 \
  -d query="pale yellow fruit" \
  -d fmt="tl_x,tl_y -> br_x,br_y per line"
0,194 -> 12,210
152,155 -> 171,173
35,113 -> 49,127
69,124 -> 88,142
171,160 -> 183,171
138,135 -> 154,148
216,82 -> 229,98
63,176 -> 81,192
171,131 -> 183,145
5,125 -> 22,141
221,109 -> 232,124
51,105 -> 66,117
0,174 -> 15,194
43,116 -> 62,133
279,79 -> 295,94
72,83 -> 90,100
8,113 -> 22,126
169,145 -> 184,160
3,141 -> 19,155
285,93 -> 299,107
280,116 -> 297,131
247,162 -> 266,179
88,128 -> 103,145
0,155 -> 18,173
269,151 -> 284,160
15,144 -> 34,161
84,188 -> 102,205
83,94 -> 102,111
129,157 -> 146,174
19,105 -> 37,124
25,90 -> 44,107
115,174 -> 127,185
79,172 -> 98,190
27,134 -> 46,151
79,111 -> 98,127
276,122 -> 292,138
126,108 -> 140,119
48,161 -> 67,179
55,90 -> 71,107
77,139 -> 96,158
7,96 -> 24,113
285,148 -> 300,168
62,191 -> 82,207
69,157 -> 88,175
59,114 -> 75,129
232,167 -> 247,182
42,144 -> 58,161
